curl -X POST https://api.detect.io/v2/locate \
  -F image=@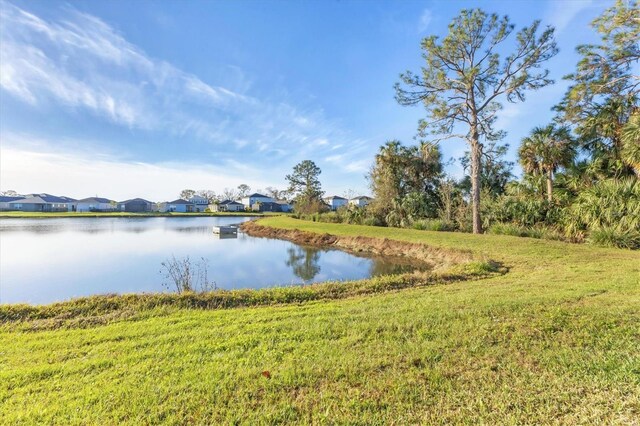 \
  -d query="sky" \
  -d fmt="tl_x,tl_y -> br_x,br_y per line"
0,0 -> 613,201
